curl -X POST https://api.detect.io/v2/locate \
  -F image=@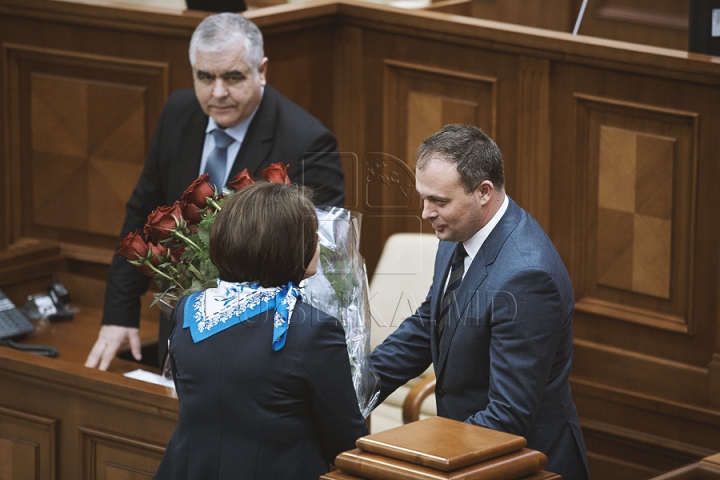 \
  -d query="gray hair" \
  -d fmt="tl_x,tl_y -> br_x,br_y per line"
189,13 -> 264,71
415,124 -> 505,193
